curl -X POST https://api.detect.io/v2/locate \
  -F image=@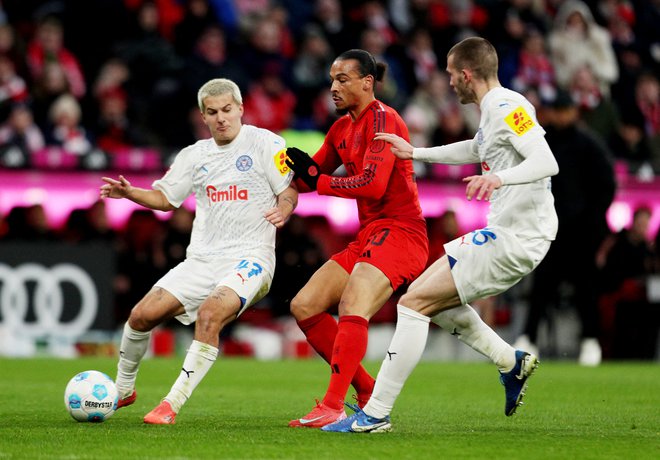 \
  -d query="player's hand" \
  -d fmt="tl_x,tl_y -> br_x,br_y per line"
463,174 -> 502,201
285,147 -> 320,190
100,175 -> 132,200
264,207 -> 287,228
374,132 -> 414,159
